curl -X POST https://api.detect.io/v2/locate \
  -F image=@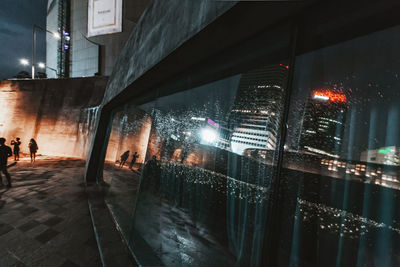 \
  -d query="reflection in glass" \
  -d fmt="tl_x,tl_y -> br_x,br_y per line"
278,26 -> 400,266
103,104 -> 154,237
102,64 -> 289,266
